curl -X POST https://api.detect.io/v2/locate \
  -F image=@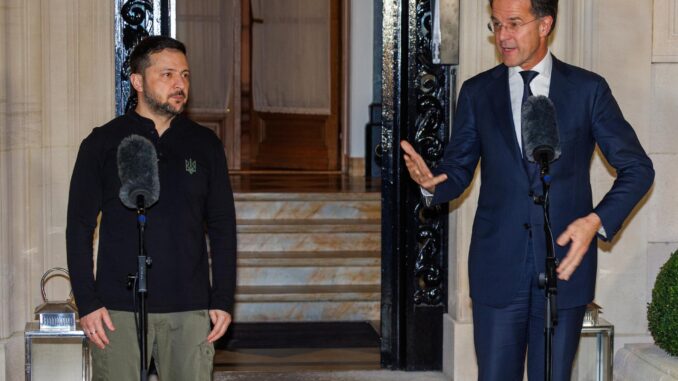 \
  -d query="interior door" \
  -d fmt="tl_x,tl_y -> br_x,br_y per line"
243,0 -> 341,171
176,0 -> 241,169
